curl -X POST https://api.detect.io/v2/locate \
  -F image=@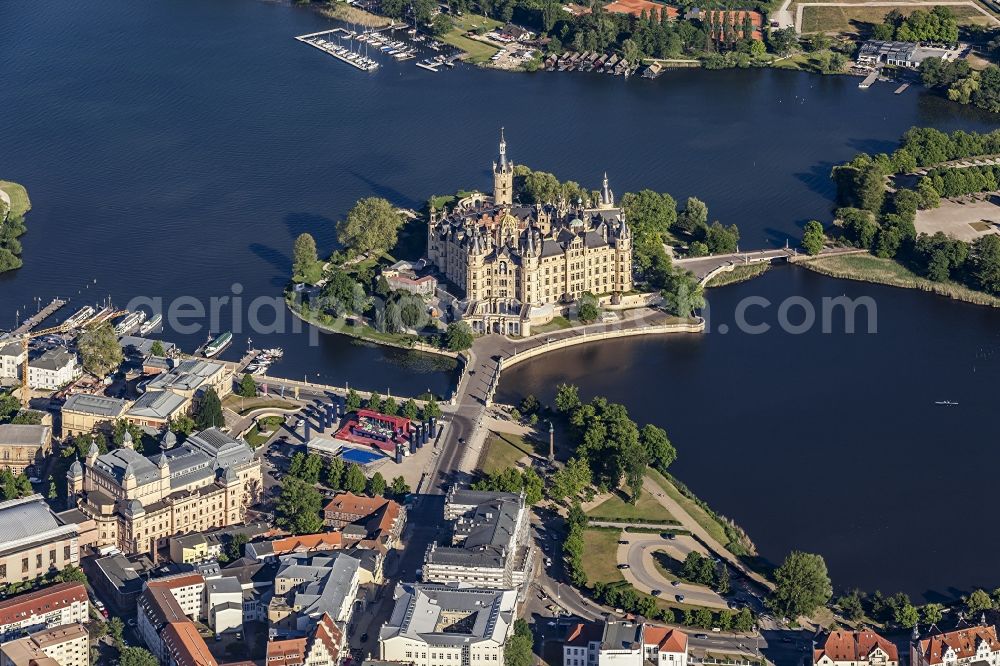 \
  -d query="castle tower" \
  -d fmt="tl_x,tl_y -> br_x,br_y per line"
599,172 -> 615,209
66,458 -> 83,510
492,128 -> 514,206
